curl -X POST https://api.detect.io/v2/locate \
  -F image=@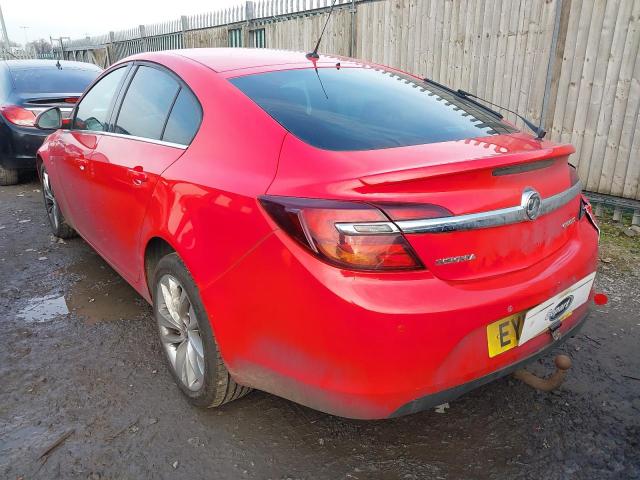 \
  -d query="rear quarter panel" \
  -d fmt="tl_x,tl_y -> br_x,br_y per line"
136,54 -> 287,300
